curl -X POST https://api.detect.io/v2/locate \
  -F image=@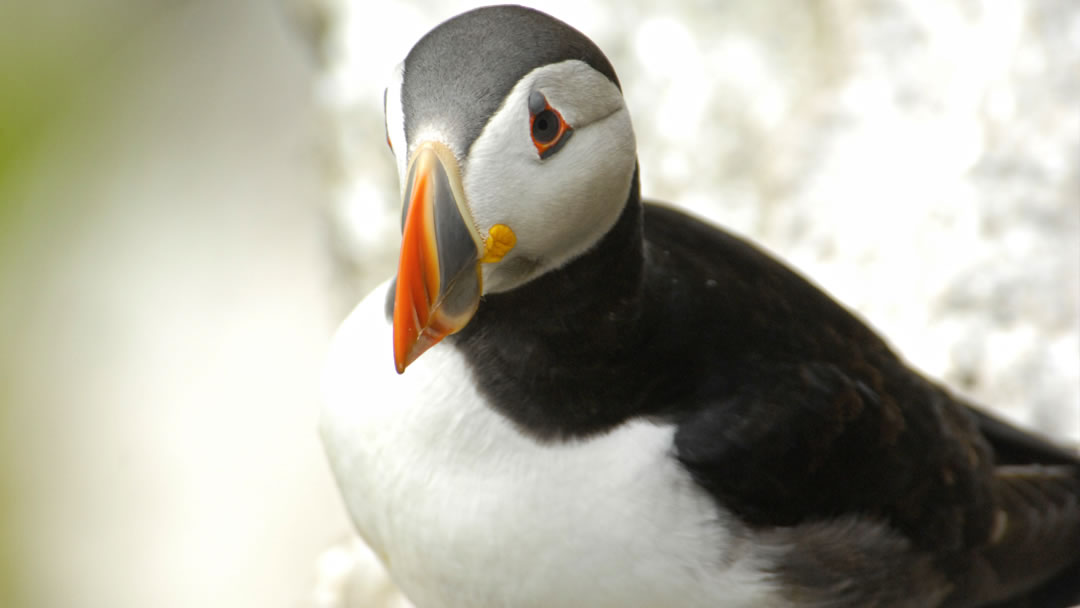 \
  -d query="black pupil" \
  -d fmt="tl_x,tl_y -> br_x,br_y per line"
532,110 -> 559,143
